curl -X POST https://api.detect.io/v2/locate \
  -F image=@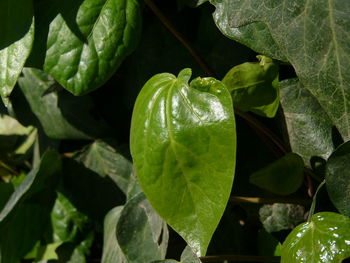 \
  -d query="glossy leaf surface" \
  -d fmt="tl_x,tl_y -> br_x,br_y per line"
28,0 -> 142,95
281,212 -> 350,263
222,55 -> 279,118
326,141 -> 350,216
18,68 -> 109,139
101,206 -> 127,263
0,0 -> 34,101
211,0 -> 350,140
130,69 -> 236,255
0,151 -> 61,263
280,79 -> 334,165
250,153 -> 304,195
116,193 -> 169,263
